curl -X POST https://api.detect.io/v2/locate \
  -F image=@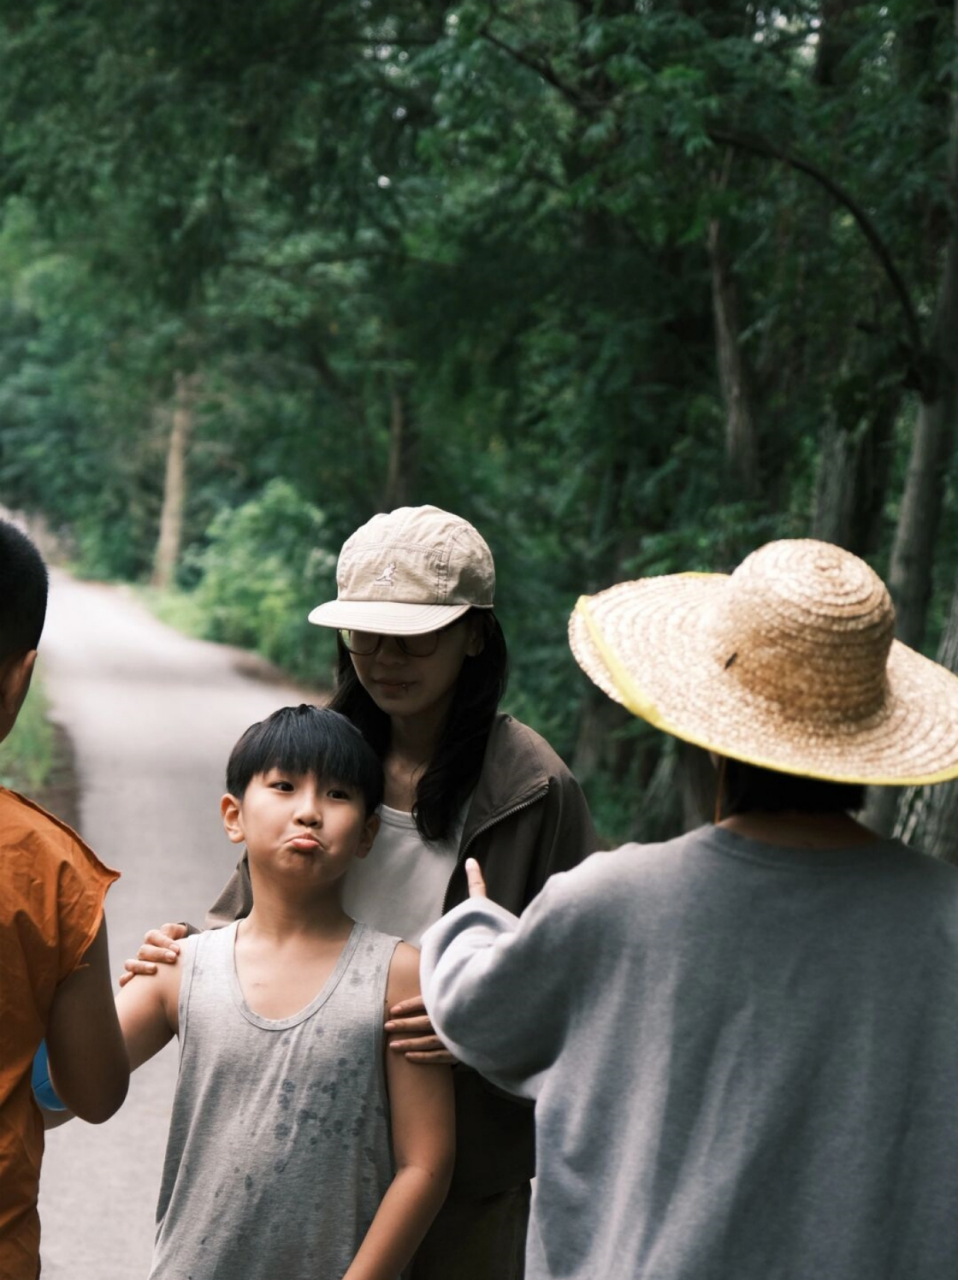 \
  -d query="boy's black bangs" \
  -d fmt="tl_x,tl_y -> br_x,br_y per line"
227,705 -> 383,813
